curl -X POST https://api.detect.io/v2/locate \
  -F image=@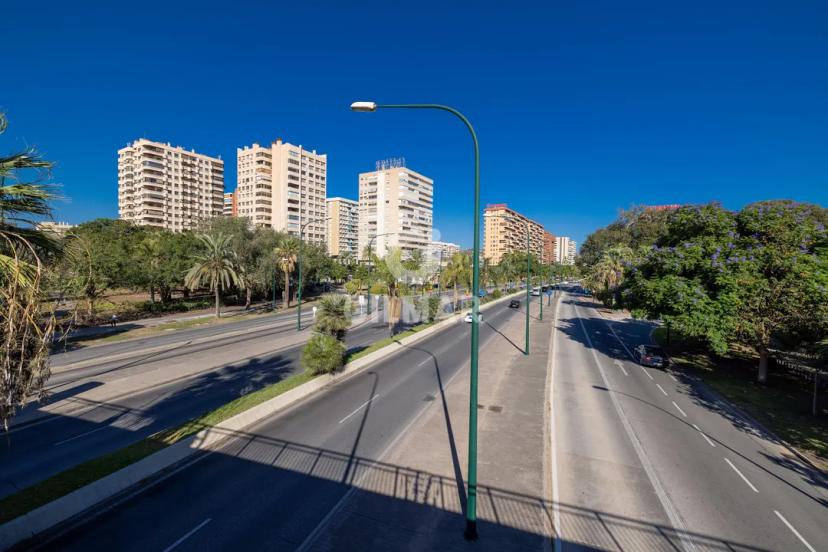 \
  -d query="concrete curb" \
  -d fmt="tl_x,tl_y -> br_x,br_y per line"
1,290 -> 523,550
